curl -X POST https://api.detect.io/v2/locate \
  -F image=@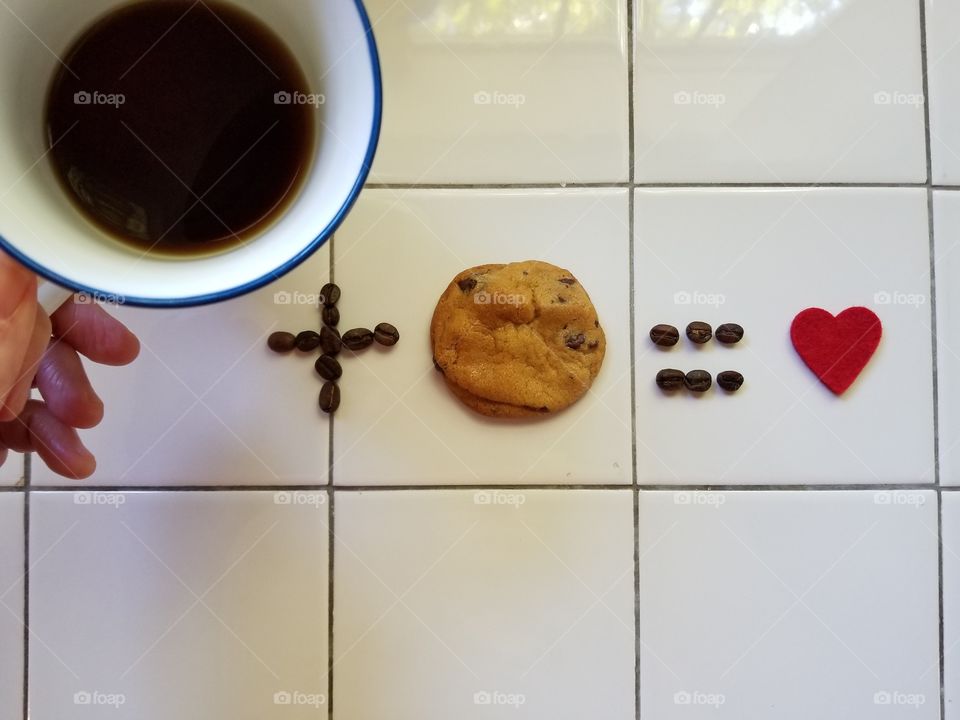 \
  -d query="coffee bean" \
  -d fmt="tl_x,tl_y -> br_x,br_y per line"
457,277 -> 477,292
320,283 -> 341,307
374,322 -> 400,346
320,326 -> 342,355
342,328 -> 375,351
295,330 -> 322,352
717,370 -> 744,392
650,324 -> 679,347
267,331 -> 296,353
656,368 -> 685,391
565,332 -> 586,350
684,369 -> 712,392
315,354 -> 342,381
322,305 -> 340,328
686,321 -> 713,344
716,323 -> 744,345
319,382 -> 340,413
